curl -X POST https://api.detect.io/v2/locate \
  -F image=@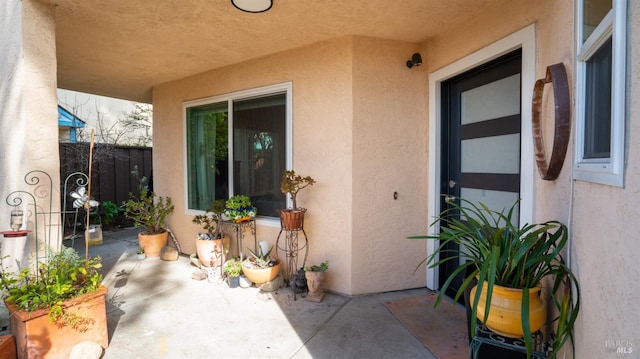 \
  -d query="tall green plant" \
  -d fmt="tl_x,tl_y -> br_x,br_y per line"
123,186 -> 174,234
123,167 -> 174,234
409,198 -> 580,358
